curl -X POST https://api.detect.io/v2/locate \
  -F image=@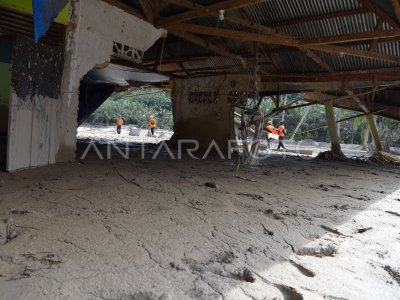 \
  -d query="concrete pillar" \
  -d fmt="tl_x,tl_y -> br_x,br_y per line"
324,101 -> 342,155
365,114 -> 383,152
170,75 -> 257,151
